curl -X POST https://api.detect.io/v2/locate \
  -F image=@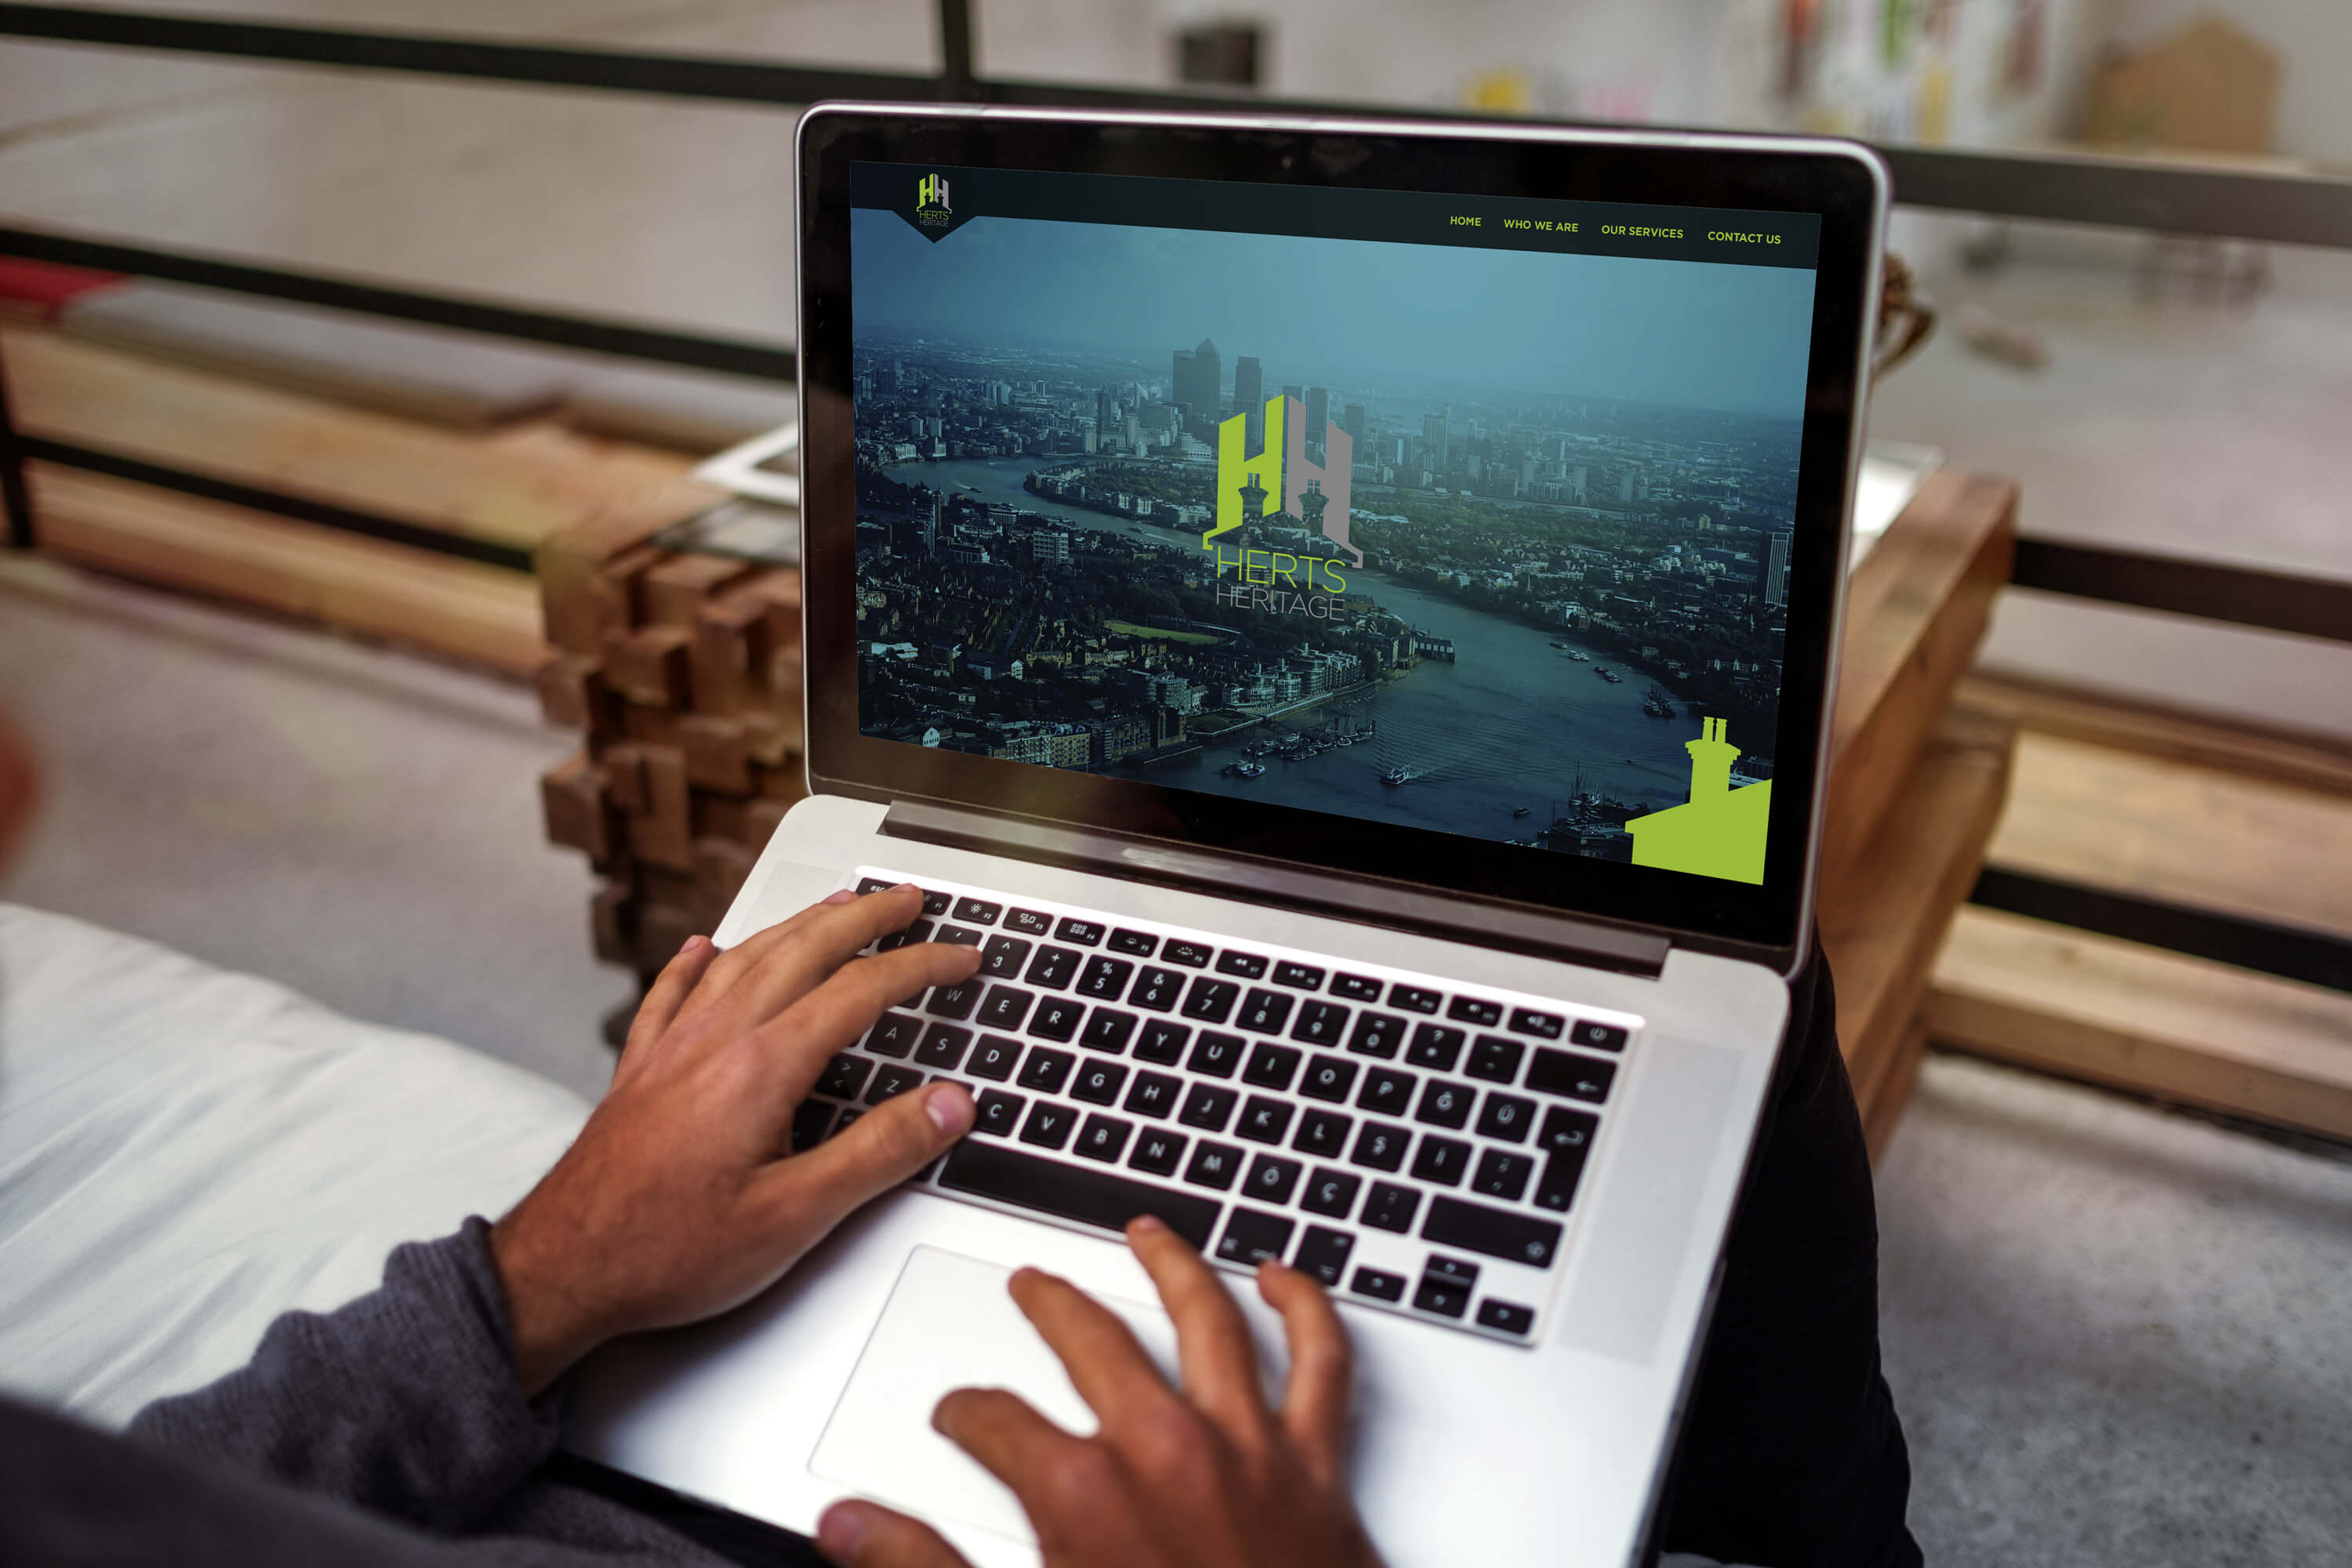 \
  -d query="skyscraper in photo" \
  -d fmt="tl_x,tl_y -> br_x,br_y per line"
1342,402 -> 1367,456
1233,356 -> 1263,446
1173,338 -> 1221,424
1765,530 -> 1792,608
1422,409 -> 1450,470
